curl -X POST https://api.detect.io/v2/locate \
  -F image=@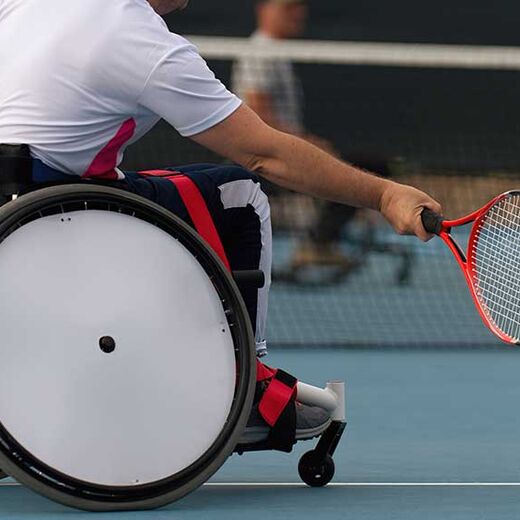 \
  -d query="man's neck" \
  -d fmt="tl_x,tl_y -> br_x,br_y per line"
148,0 -> 188,16
148,0 -> 161,14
